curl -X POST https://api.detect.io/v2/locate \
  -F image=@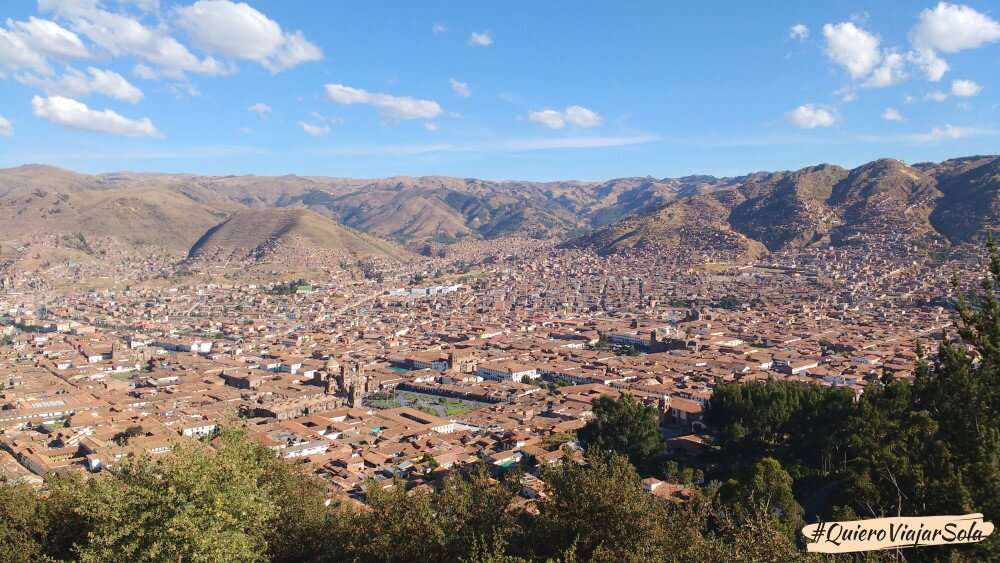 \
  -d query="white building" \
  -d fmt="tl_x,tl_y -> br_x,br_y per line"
476,361 -> 539,383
